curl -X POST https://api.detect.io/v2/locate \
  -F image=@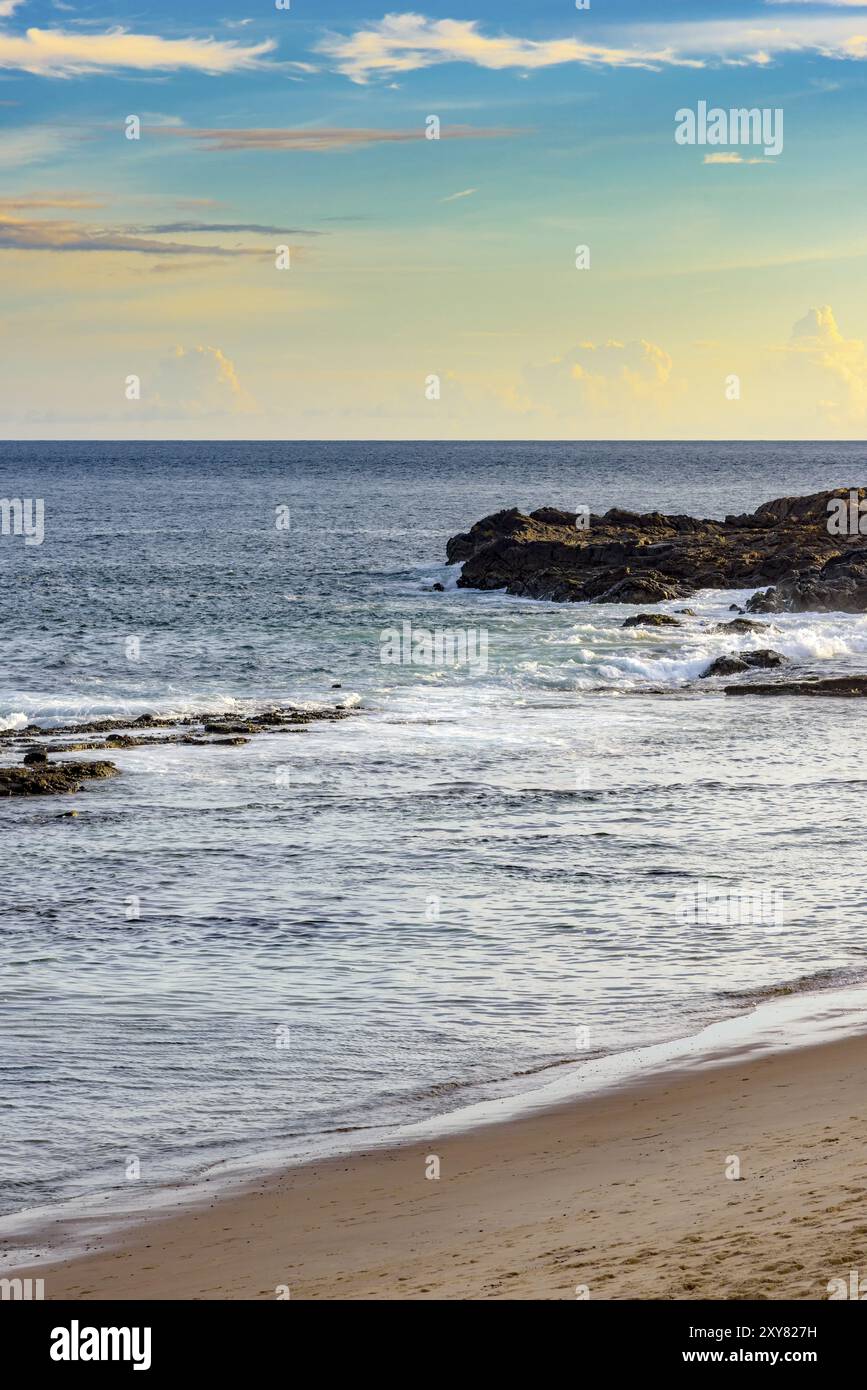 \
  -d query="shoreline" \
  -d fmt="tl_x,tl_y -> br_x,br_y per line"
9,1010 -> 867,1300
